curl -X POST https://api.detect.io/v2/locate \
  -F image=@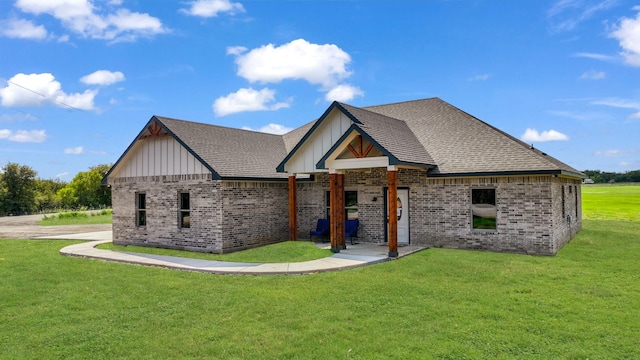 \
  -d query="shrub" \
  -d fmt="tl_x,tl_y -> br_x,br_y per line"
57,212 -> 88,219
